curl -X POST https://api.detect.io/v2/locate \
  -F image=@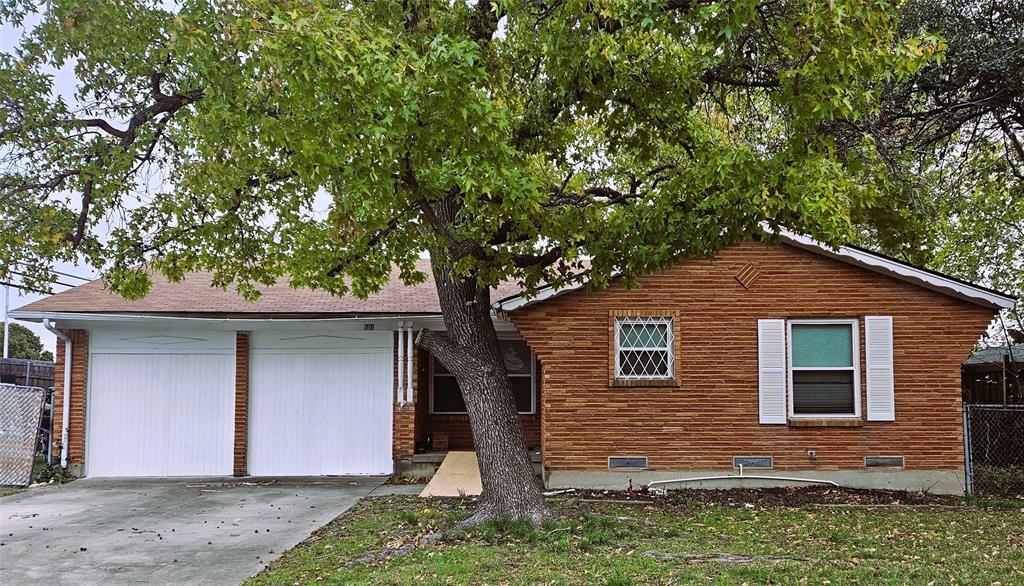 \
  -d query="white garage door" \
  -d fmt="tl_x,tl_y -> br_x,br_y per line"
248,332 -> 393,476
86,330 -> 235,477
